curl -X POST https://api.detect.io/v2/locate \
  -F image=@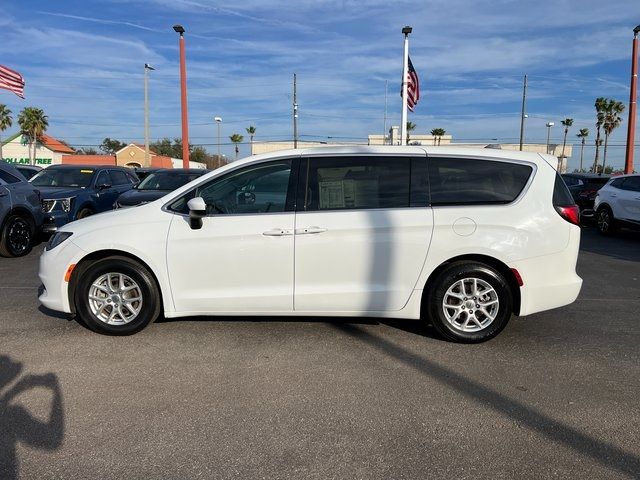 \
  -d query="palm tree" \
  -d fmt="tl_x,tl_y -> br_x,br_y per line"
431,128 -> 446,146
601,99 -> 625,173
592,97 -> 606,172
17,107 -> 49,166
245,126 -> 256,155
560,118 -> 573,160
575,128 -> 589,172
229,133 -> 244,160
406,121 -> 416,144
0,104 -> 12,161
